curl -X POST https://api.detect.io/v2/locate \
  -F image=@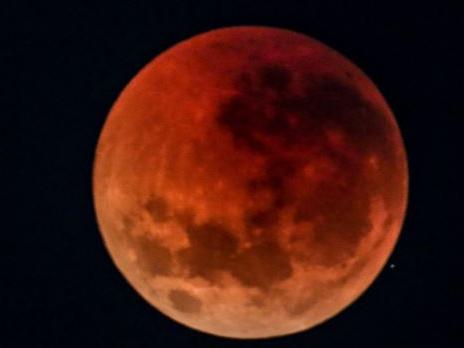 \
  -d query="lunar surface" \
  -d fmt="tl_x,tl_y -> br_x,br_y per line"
93,26 -> 408,338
